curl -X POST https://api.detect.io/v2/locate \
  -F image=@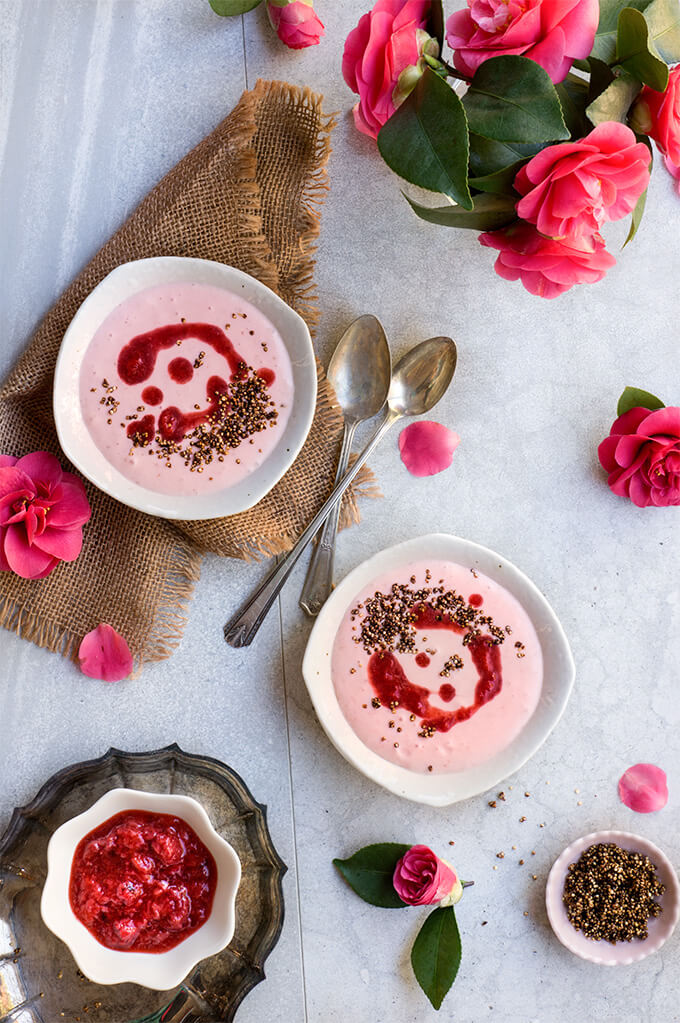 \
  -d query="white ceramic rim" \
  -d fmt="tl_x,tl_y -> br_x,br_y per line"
53,256 -> 317,520
301,533 -> 575,806
40,788 -> 241,989
545,829 -> 680,965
